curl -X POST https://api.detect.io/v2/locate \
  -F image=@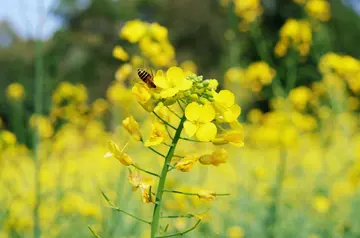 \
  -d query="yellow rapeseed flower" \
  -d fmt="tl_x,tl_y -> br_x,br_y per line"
289,86 -> 313,110
149,22 -> 168,42
305,0 -> 331,22
212,122 -> 245,147
199,148 -> 228,166
128,169 -> 142,191
139,179 -> 155,203
122,116 -> 142,141
184,102 -> 217,142
115,63 -> 133,82
112,46 -> 129,61
120,19 -> 147,43
213,90 -> 241,122
175,156 -> 199,172
6,83 -> 25,101
312,195 -> 331,213
144,121 -> 168,147
104,140 -> 133,166
154,67 -> 193,98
